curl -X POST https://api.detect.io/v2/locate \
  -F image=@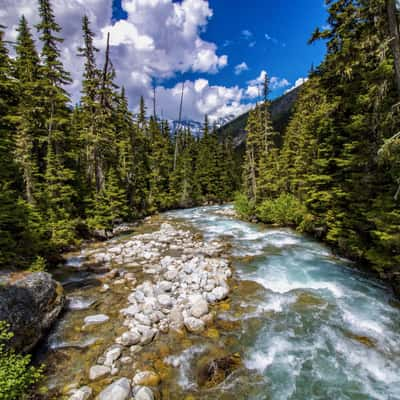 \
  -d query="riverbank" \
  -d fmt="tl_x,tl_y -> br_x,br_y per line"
33,205 -> 400,399
37,211 -> 237,399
